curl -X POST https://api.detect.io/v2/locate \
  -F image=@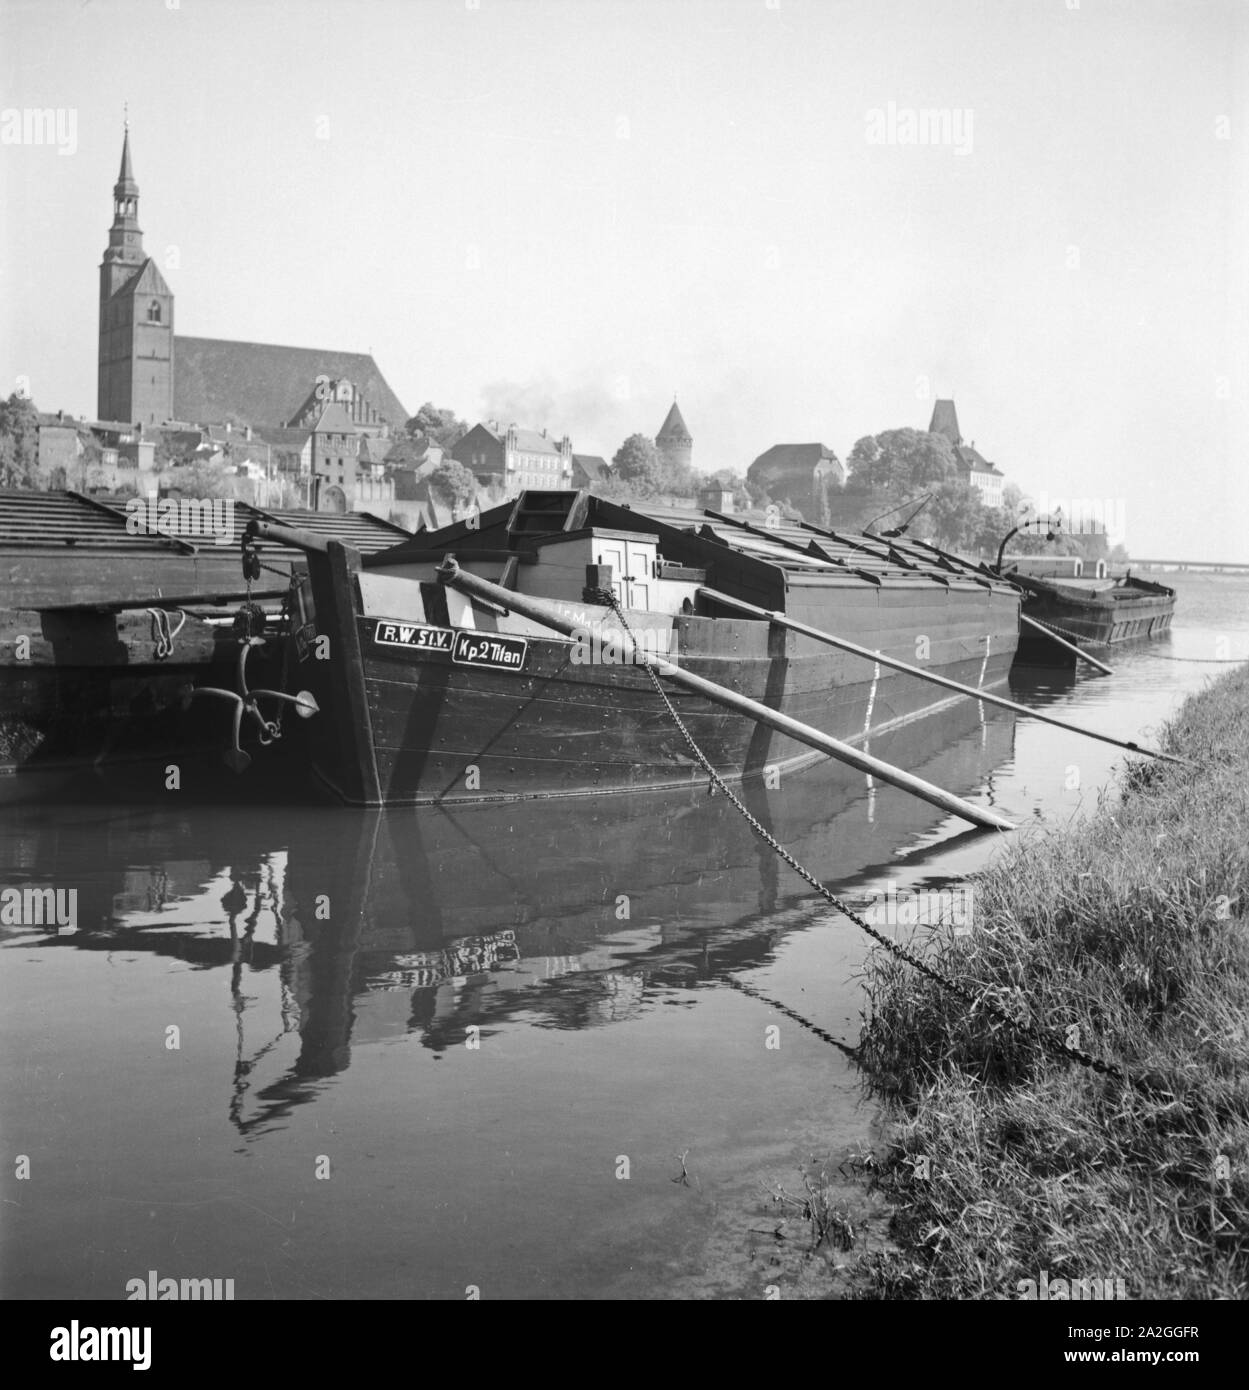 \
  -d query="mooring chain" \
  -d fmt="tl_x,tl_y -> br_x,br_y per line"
725,977 -> 859,1060
594,589 -> 1150,1094
1028,615 -> 1091,647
